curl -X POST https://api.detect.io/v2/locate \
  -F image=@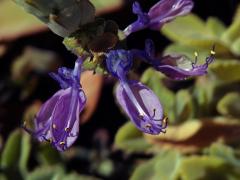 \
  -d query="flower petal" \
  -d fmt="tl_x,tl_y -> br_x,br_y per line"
106,50 -> 133,77
148,0 -> 194,30
51,87 -> 86,151
123,0 -> 193,36
26,89 -> 66,142
116,81 -> 167,135
156,54 -> 215,80
123,1 -> 149,36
